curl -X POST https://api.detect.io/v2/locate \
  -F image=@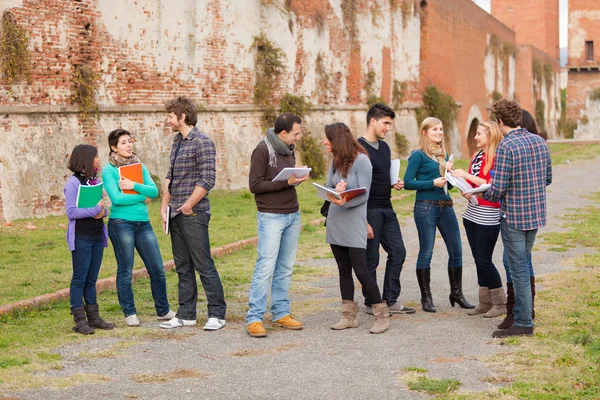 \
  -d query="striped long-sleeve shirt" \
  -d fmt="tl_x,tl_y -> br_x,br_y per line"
166,126 -> 216,214
481,128 -> 552,231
